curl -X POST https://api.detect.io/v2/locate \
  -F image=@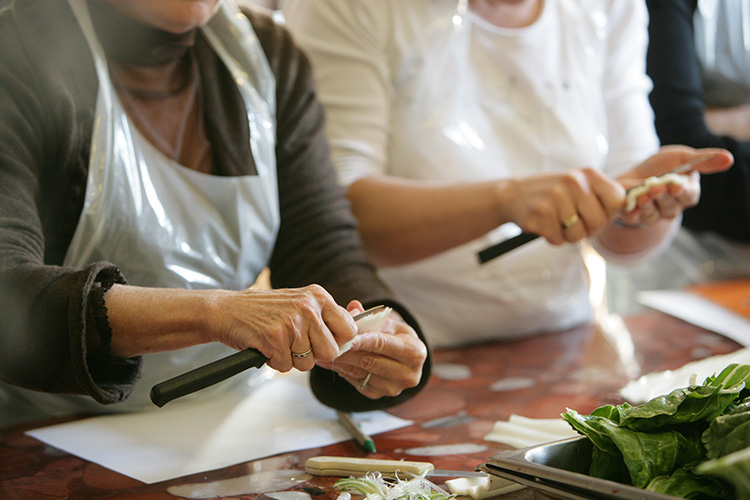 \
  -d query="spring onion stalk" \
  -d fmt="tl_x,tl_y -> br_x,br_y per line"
335,472 -> 456,500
